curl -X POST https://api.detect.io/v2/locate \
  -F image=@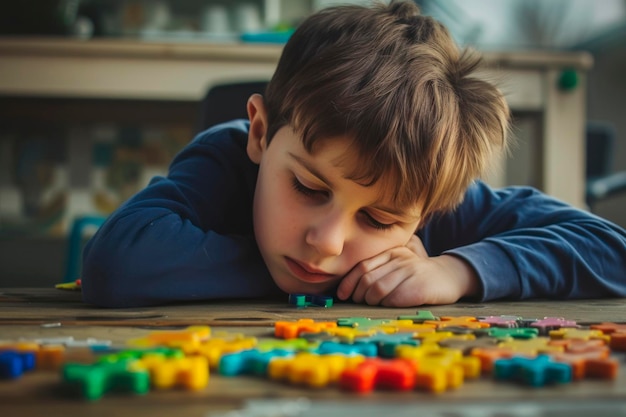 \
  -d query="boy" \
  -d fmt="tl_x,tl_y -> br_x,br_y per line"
82,1 -> 626,308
